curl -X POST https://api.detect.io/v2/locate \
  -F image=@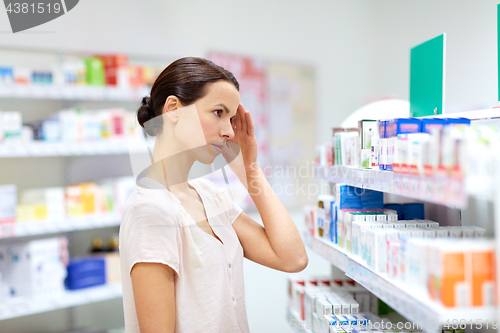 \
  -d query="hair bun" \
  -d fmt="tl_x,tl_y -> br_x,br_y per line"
141,96 -> 152,112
